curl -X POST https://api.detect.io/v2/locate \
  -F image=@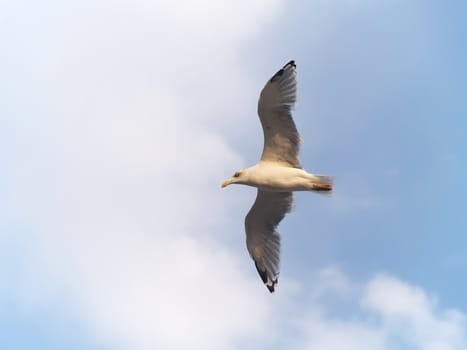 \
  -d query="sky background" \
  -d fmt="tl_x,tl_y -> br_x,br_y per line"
1,0 -> 467,349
